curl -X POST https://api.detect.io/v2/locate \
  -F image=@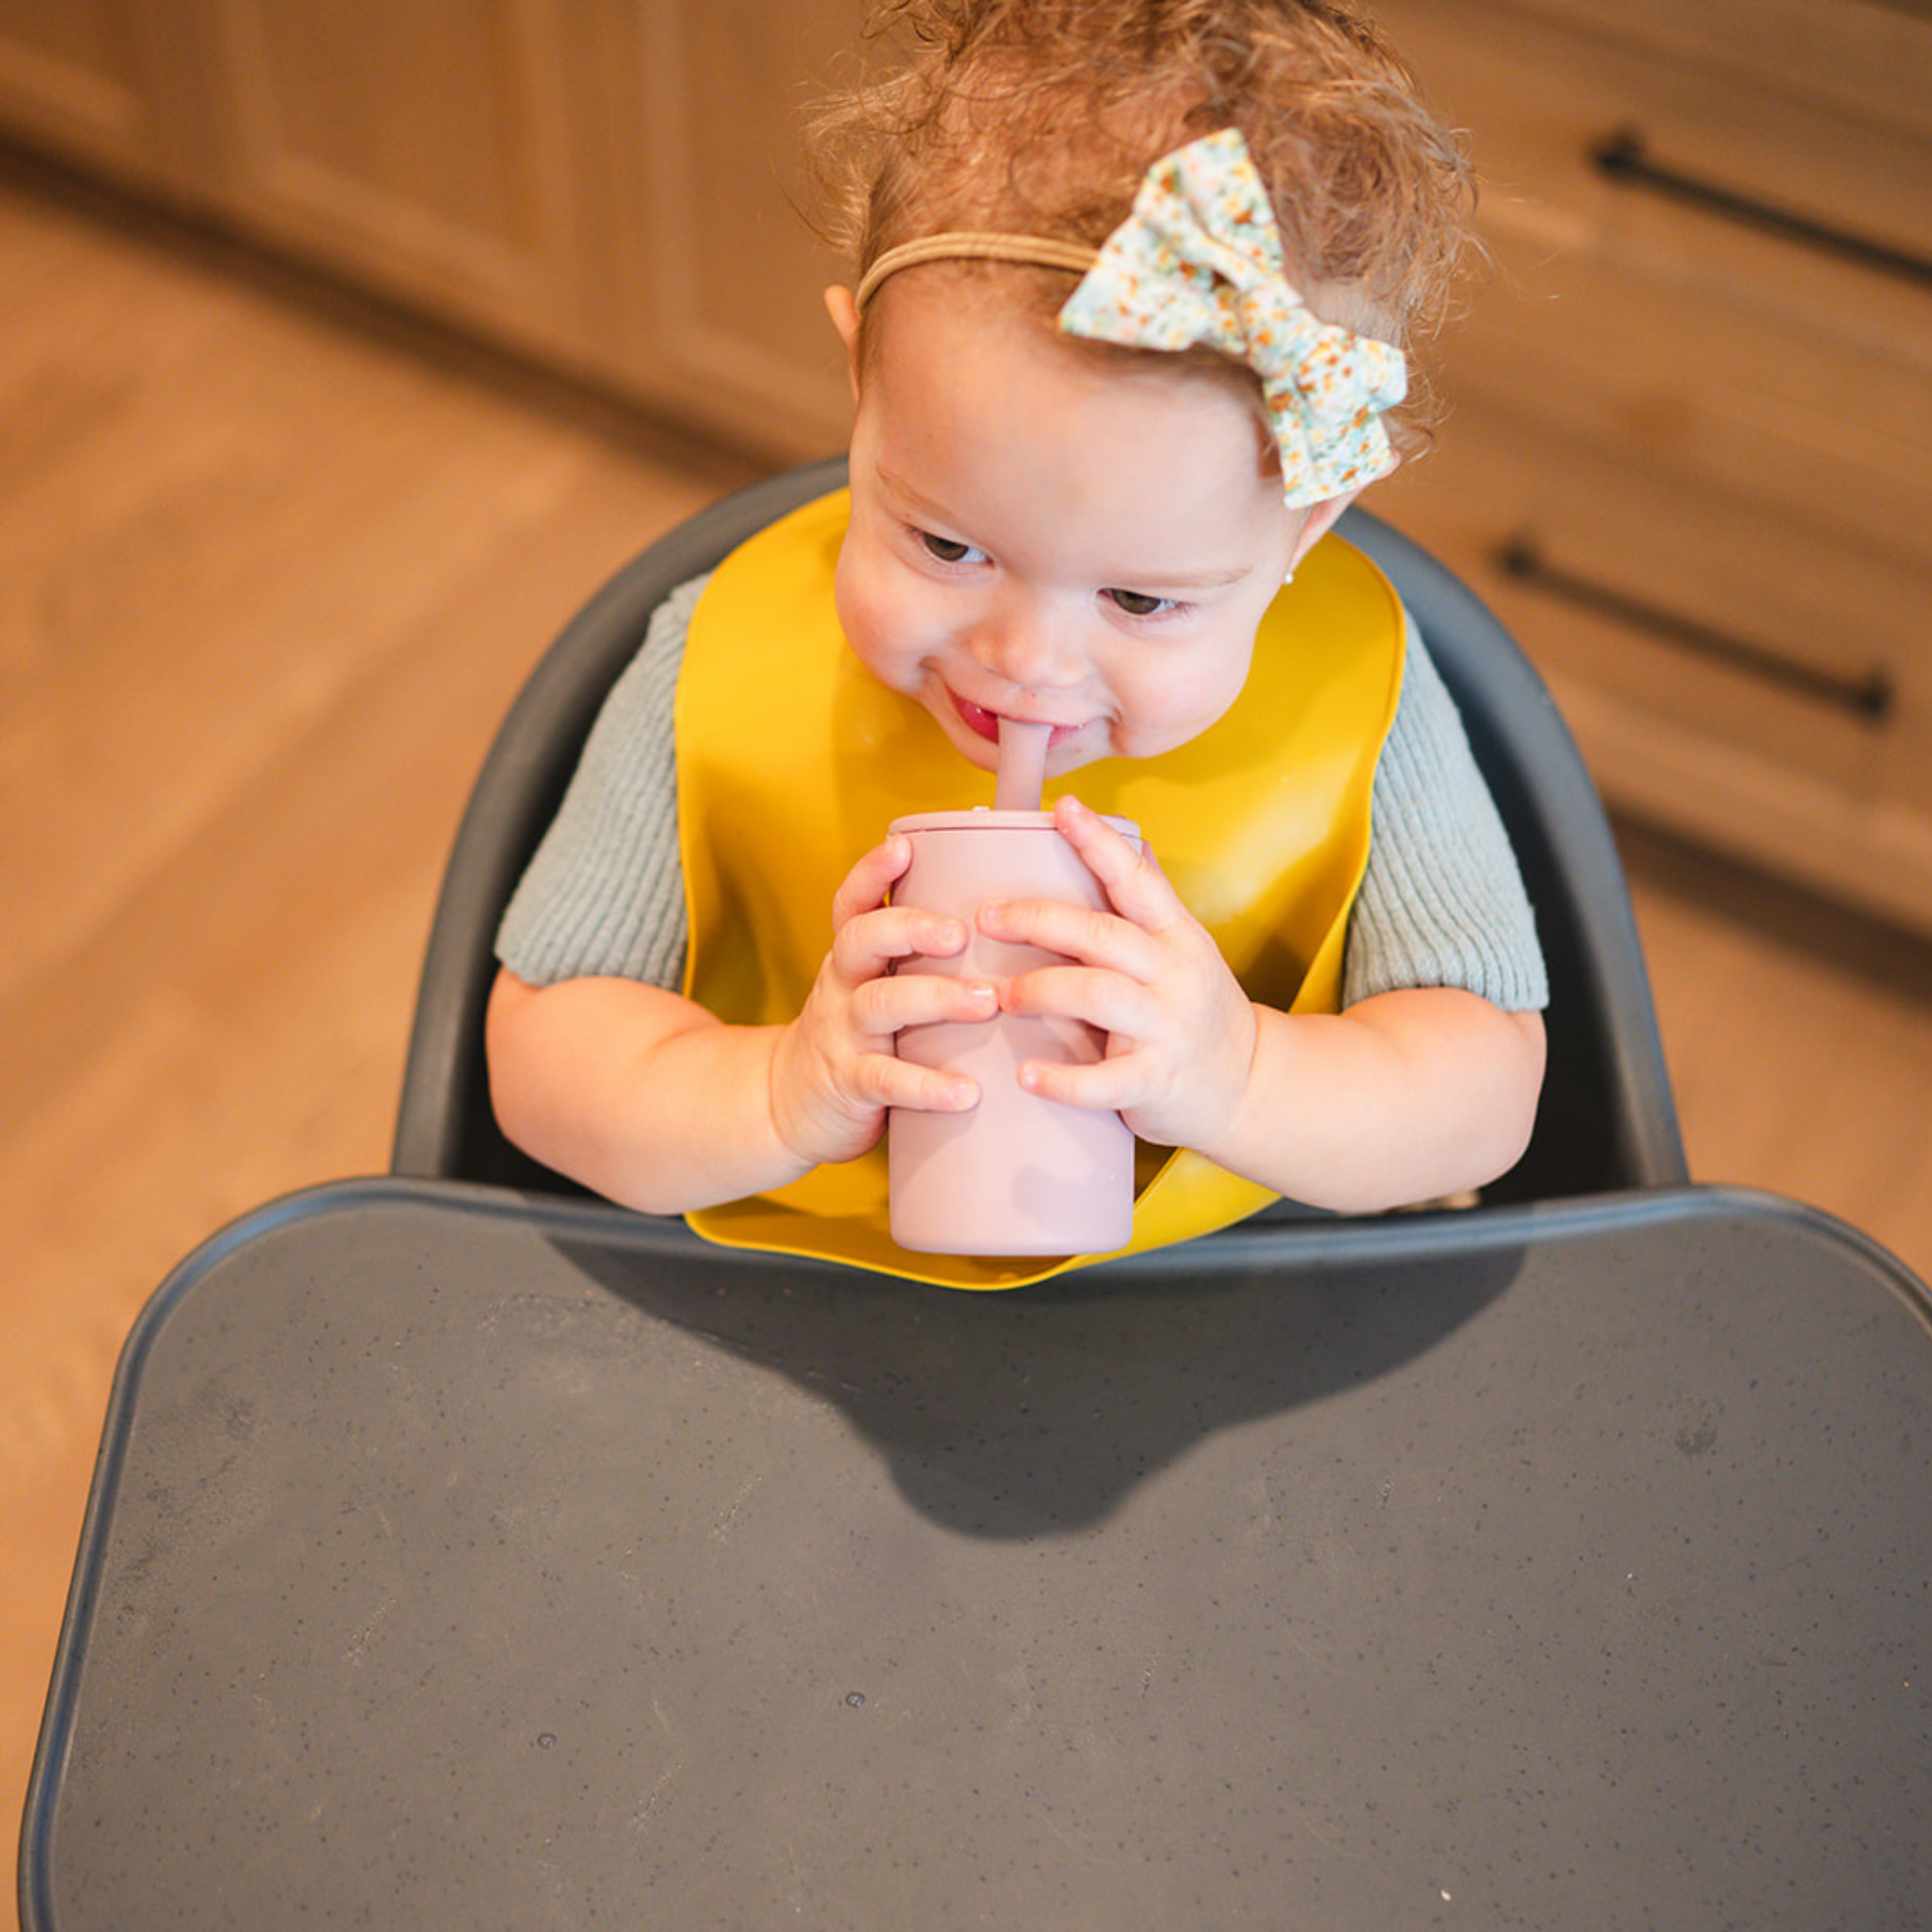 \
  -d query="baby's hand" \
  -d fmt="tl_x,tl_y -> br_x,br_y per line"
980,797 -> 1258,1154
768,833 -> 996,1168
